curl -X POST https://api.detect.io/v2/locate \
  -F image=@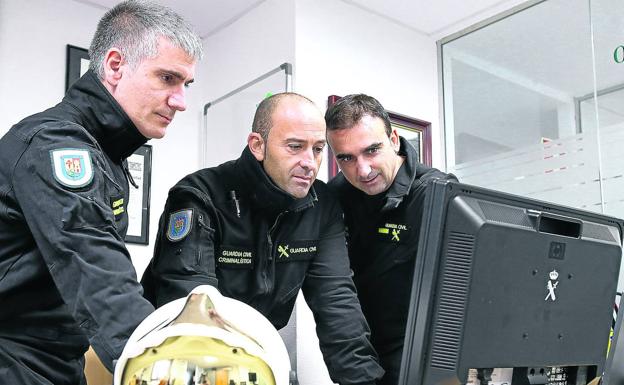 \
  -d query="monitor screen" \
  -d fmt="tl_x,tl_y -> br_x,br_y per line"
399,180 -> 623,385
